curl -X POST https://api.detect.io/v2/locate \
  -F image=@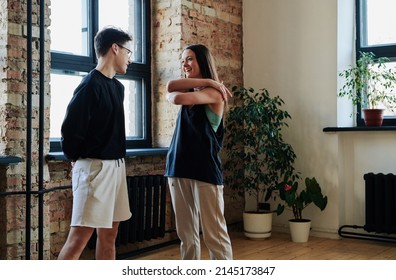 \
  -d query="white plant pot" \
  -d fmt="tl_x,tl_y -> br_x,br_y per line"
289,219 -> 311,242
243,211 -> 273,239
